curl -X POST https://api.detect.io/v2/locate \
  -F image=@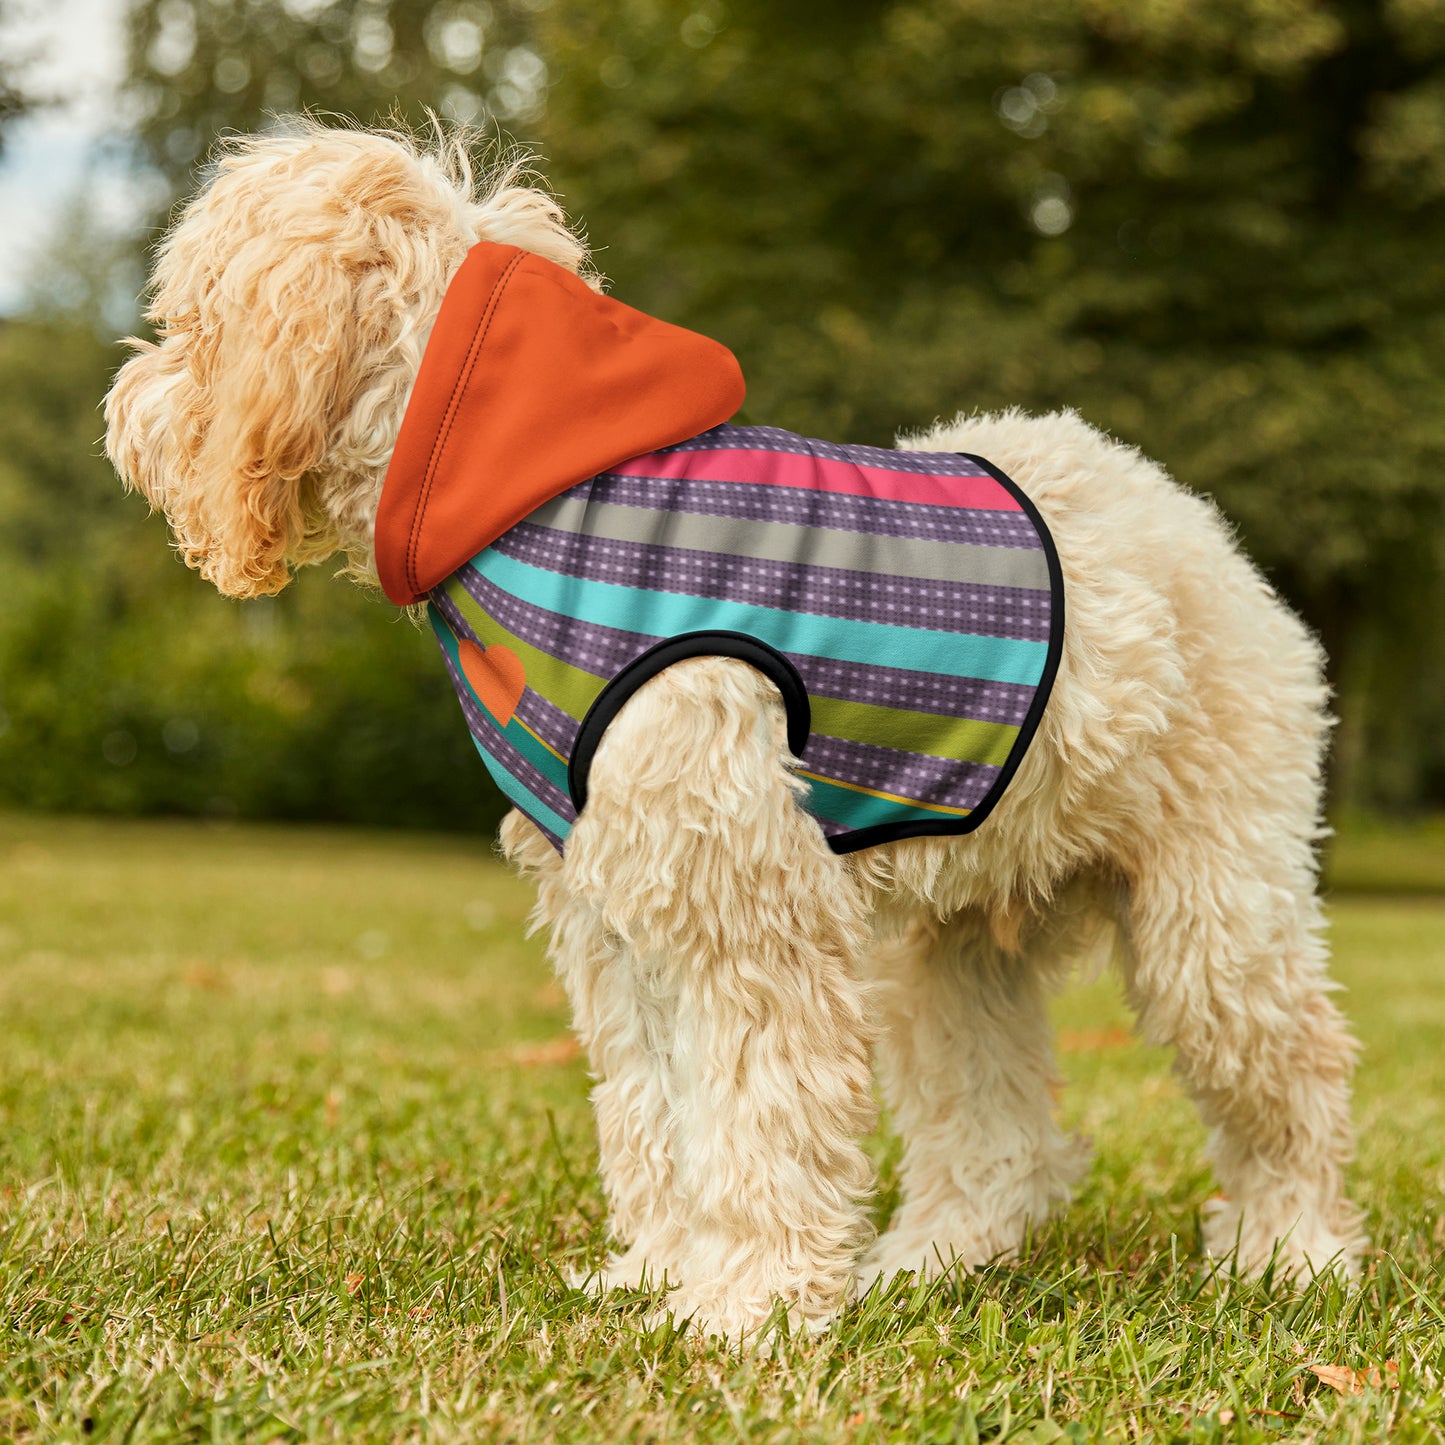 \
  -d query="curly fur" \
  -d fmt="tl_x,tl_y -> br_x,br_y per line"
105,122 -> 1365,1344
105,119 -> 590,598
